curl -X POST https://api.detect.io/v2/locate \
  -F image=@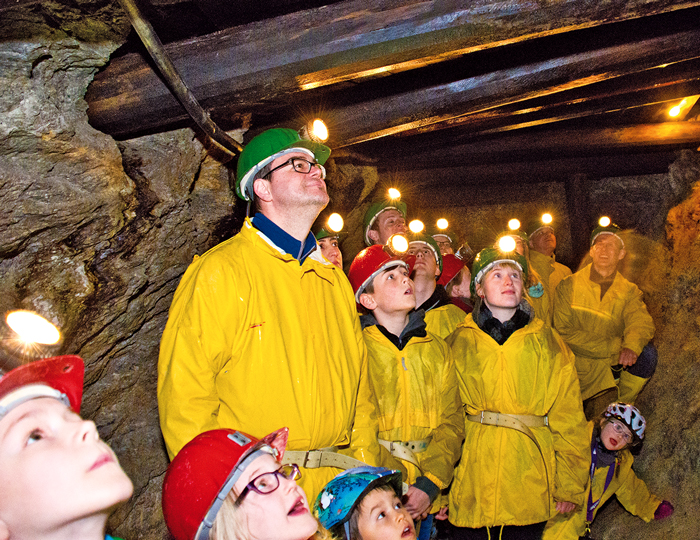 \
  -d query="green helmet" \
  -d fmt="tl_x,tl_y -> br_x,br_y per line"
470,247 -> 528,297
408,234 -> 443,274
526,220 -> 554,239
235,128 -> 331,201
363,200 -> 408,246
430,230 -> 457,245
314,227 -> 337,241
590,222 -> 624,247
